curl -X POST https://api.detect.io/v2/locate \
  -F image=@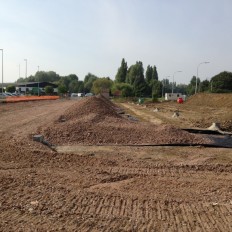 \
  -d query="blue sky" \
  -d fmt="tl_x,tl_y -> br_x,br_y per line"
1,0 -> 232,84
